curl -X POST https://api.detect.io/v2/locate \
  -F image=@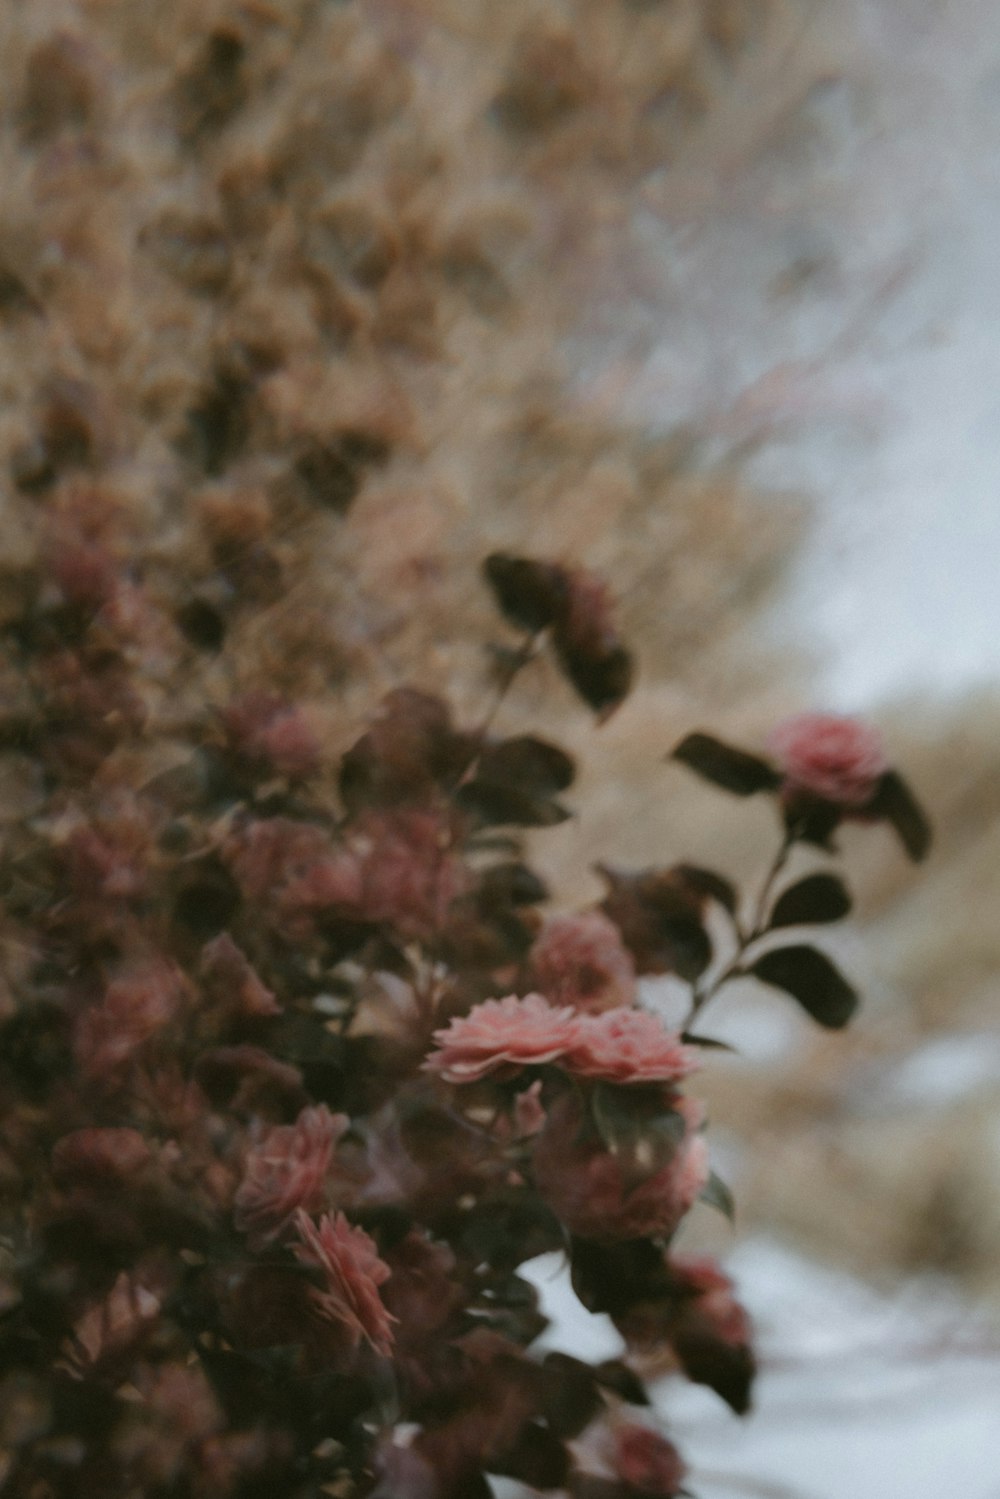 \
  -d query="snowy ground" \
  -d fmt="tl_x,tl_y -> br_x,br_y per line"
660,1240 -> 1000,1499
518,1239 -> 1000,1499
